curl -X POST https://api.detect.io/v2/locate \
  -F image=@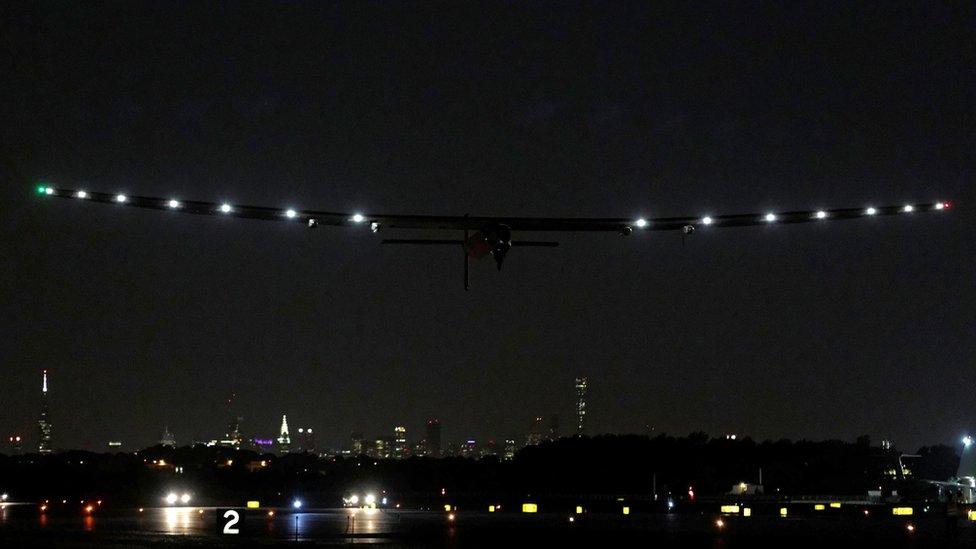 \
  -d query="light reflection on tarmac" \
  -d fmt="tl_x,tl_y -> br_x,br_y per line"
0,504 -> 973,547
